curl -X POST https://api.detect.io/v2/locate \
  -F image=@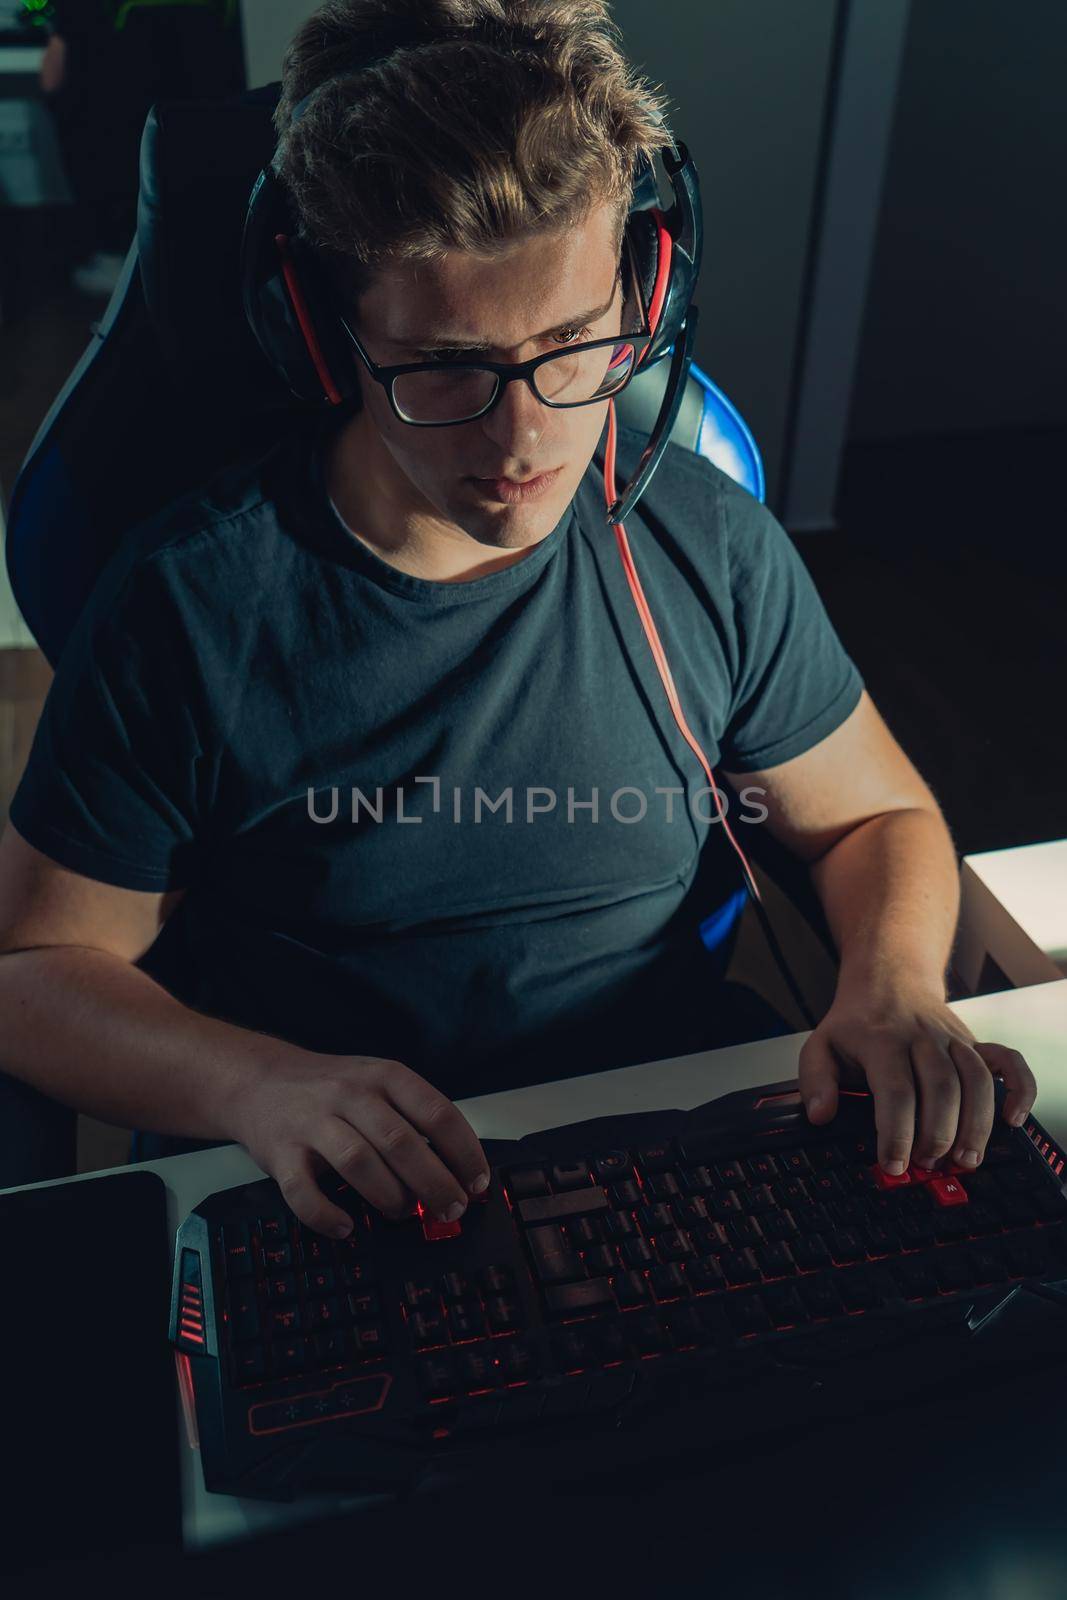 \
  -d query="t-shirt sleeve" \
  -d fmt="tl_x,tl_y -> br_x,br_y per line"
717,484 -> 865,772
7,554 -> 207,892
